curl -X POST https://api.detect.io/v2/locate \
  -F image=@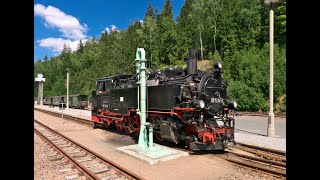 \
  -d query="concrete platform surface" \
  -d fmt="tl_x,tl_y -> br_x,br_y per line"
234,132 -> 286,152
116,143 -> 189,165
235,115 -> 286,138
34,105 -> 91,120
